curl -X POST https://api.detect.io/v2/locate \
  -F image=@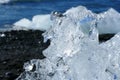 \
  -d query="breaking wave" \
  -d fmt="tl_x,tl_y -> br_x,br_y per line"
11,6 -> 120,80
